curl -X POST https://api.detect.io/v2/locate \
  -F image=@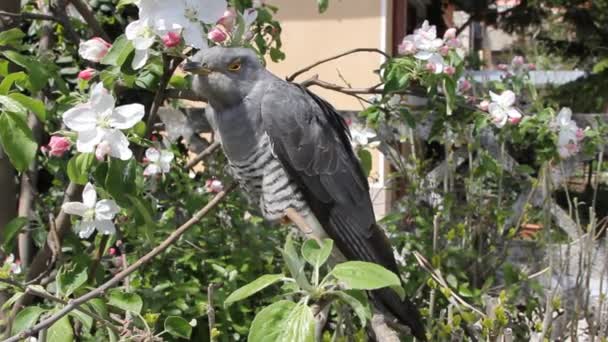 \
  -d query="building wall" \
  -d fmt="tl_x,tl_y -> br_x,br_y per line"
264,0 -> 394,217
